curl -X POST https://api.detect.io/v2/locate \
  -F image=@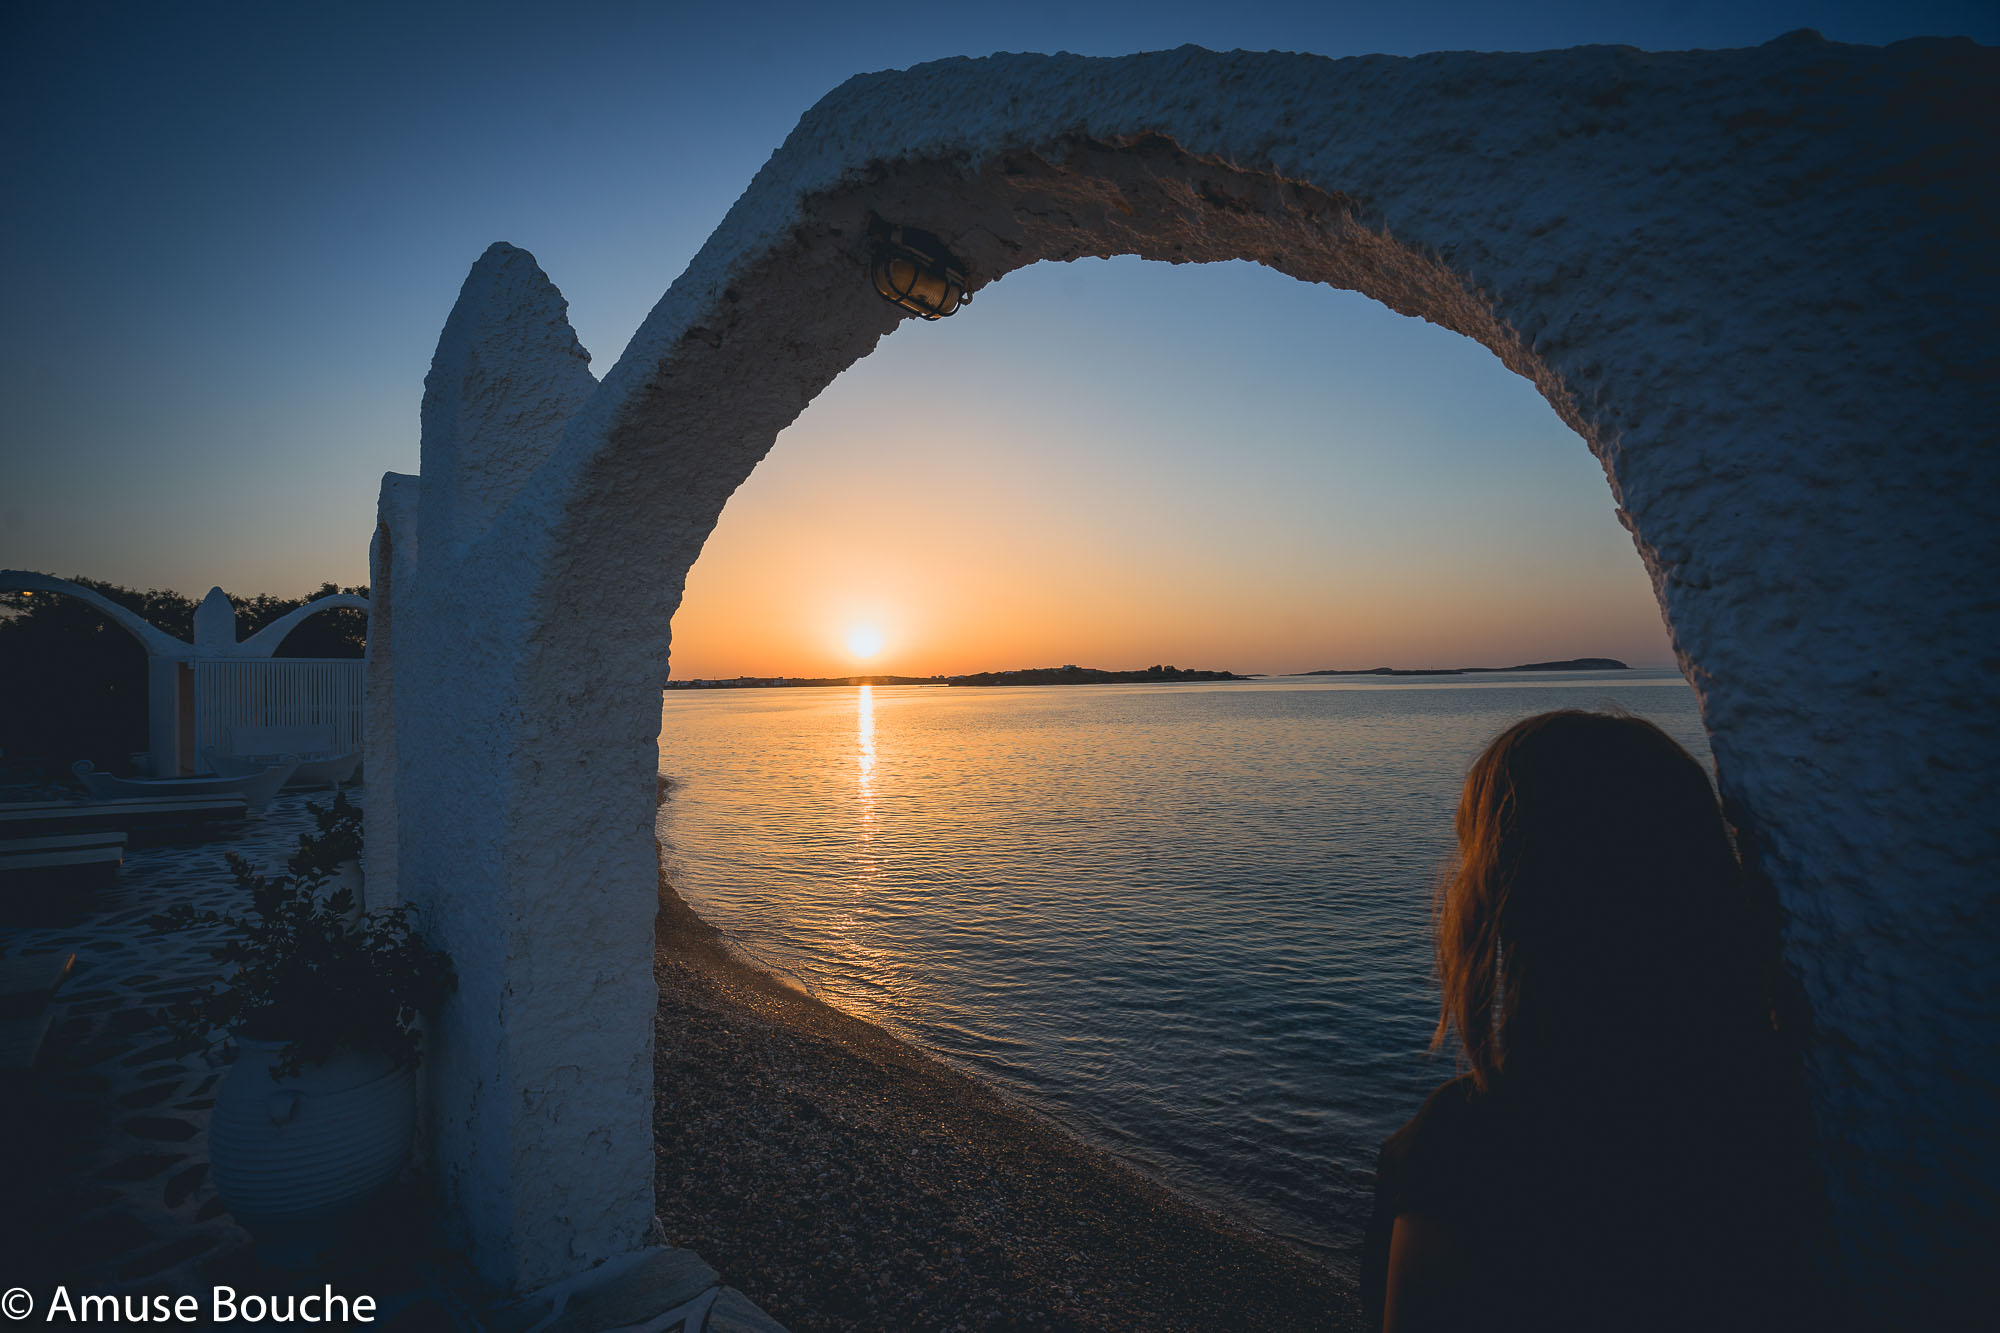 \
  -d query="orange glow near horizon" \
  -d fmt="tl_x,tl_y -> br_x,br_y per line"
663,260 -> 1679,682
665,442 -> 1673,680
